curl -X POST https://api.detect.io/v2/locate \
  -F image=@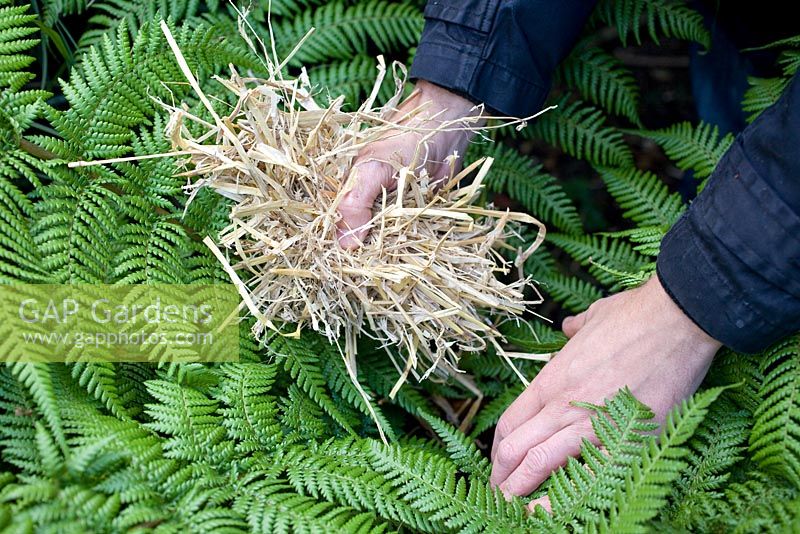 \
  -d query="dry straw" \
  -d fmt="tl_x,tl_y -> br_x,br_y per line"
72,16 -> 553,440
